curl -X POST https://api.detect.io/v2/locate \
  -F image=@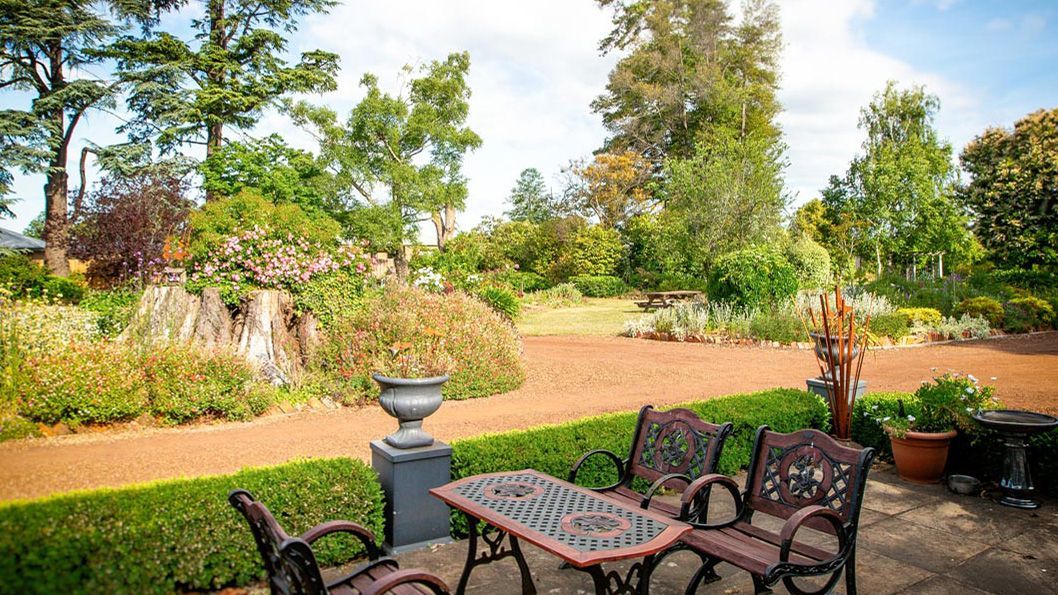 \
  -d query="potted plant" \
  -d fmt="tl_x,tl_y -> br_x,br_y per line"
876,371 -> 997,484
373,327 -> 452,449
